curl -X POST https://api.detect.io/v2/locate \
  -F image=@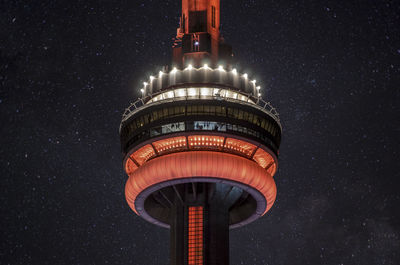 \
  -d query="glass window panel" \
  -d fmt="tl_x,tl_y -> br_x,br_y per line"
238,110 -> 244,120
165,91 -> 174,99
175,106 -> 181,115
187,87 -> 198,97
142,114 -> 148,125
157,109 -> 163,119
226,90 -> 234,99
272,126 -> 276,137
243,111 -> 248,120
227,107 -> 233,117
233,108 -> 239,118
265,120 -> 271,131
209,105 -> 215,114
200,87 -> 213,96
248,113 -> 254,123
215,106 -> 221,115
175,88 -> 186,97
168,107 -> 175,116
